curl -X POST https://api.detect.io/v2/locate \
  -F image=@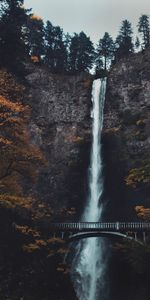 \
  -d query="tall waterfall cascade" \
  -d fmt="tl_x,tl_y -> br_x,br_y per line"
71,79 -> 107,300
